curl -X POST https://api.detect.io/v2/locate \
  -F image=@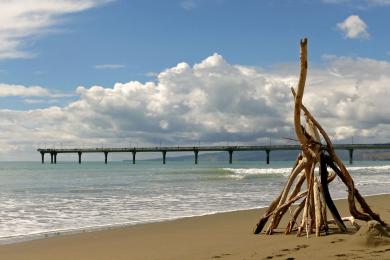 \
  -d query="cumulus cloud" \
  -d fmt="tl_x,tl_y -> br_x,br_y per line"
337,15 -> 369,39
0,83 -> 72,98
0,0 -> 111,59
2,53 -> 390,160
